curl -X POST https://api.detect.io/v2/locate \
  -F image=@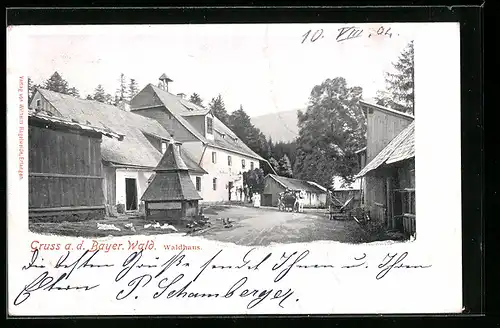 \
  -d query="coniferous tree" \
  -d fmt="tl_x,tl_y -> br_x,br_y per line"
43,71 -> 69,94
129,78 -> 139,99
92,84 -> 107,103
116,73 -> 128,101
189,93 -> 203,107
375,41 -> 414,114
67,87 -> 80,98
105,93 -> 114,105
208,94 -> 230,126
27,77 -> 42,103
